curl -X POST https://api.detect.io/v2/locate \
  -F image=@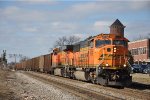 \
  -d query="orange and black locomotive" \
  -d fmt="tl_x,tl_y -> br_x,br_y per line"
15,19 -> 132,87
